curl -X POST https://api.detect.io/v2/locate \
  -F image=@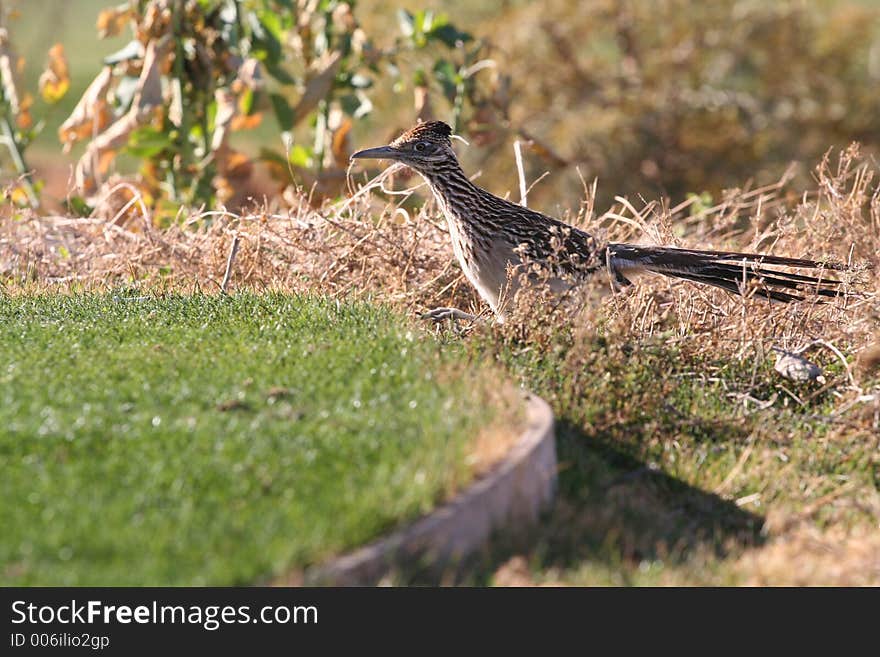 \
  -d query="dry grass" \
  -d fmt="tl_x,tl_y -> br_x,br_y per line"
479,147 -> 878,586
497,145 -> 878,391
2,145 -> 879,585
0,164 -> 480,315
3,146 -> 877,323
464,383 -> 527,478
733,525 -> 880,586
